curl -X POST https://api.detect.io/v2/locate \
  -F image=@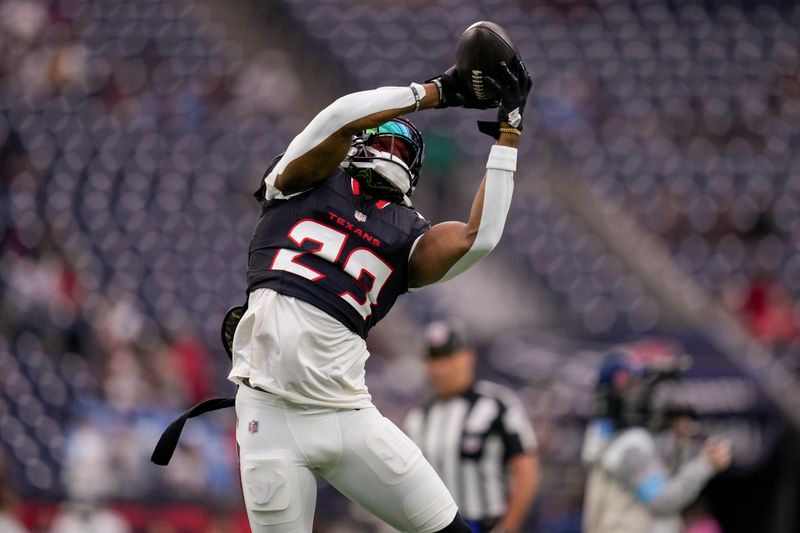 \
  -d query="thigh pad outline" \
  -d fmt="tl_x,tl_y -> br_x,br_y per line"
362,417 -> 423,484
241,453 -> 302,526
